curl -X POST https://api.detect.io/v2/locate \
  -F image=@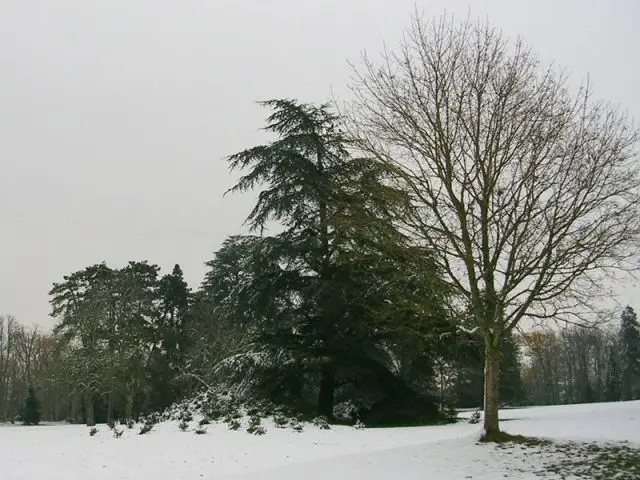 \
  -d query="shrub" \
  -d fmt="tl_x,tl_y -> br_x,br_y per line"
469,409 -> 482,425
139,423 -> 153,435
312,416 -> 331,430
273,414 -> 289,428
